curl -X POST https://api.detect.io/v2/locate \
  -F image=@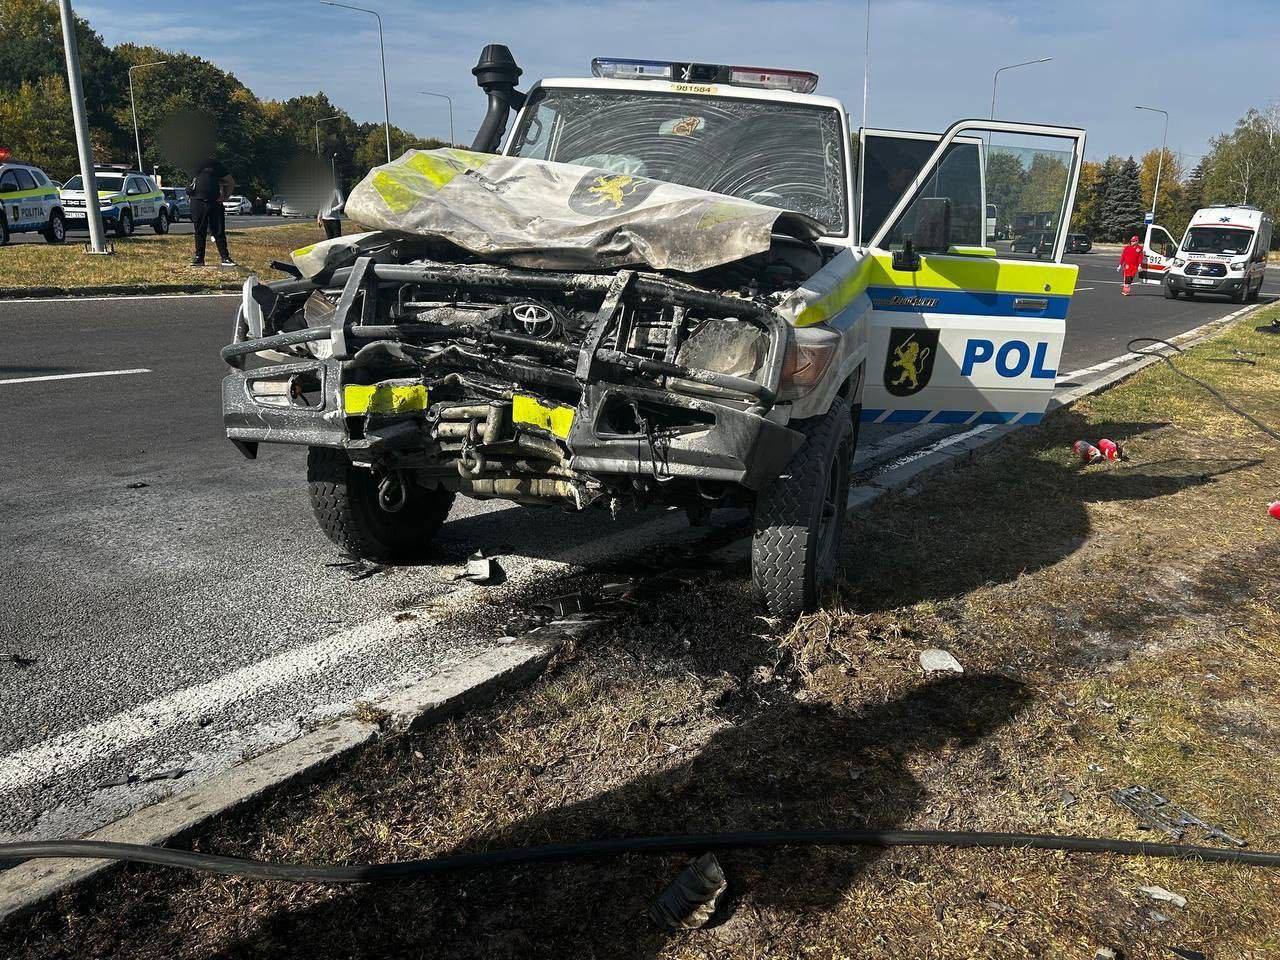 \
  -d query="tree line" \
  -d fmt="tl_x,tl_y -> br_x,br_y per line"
0,0 -> 448,199
1073,101 -> 1280,244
